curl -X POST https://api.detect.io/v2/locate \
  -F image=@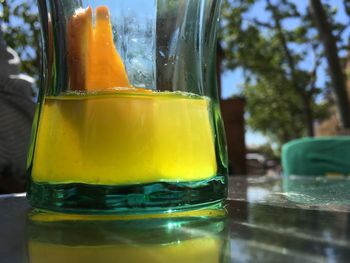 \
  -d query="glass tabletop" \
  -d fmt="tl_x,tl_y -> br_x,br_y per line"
1,176 -> 350,263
